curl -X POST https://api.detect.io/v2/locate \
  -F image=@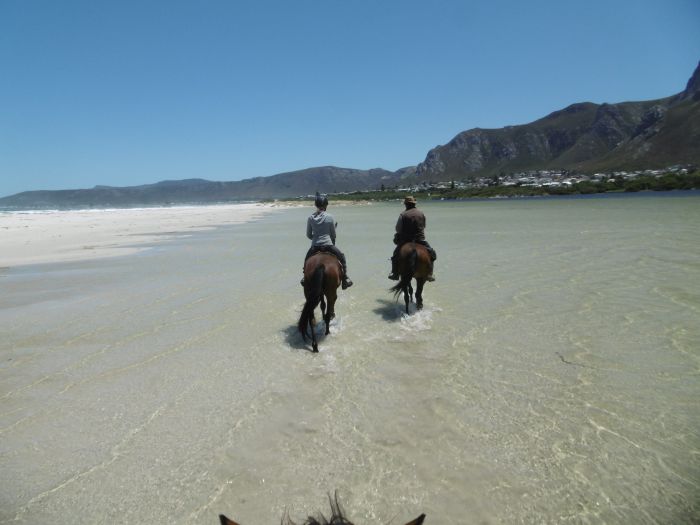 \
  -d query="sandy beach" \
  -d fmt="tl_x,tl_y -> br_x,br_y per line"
0,204 -> 291,268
